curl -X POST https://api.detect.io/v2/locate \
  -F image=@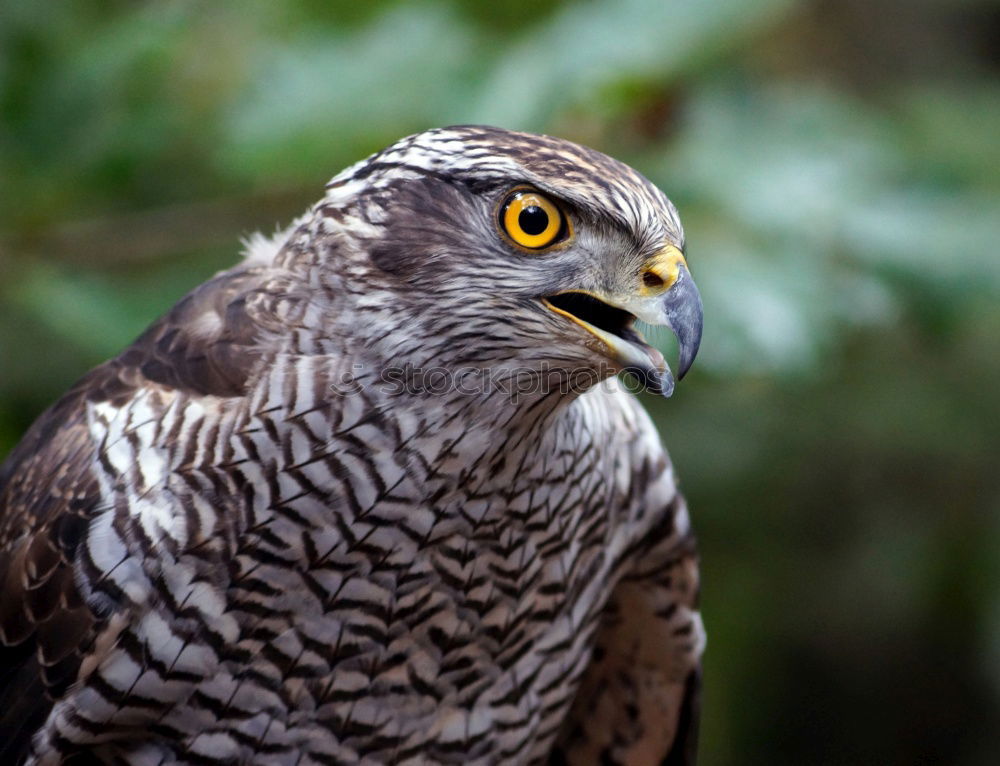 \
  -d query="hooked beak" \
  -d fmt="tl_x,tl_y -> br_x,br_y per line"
542,245 -> 703,397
